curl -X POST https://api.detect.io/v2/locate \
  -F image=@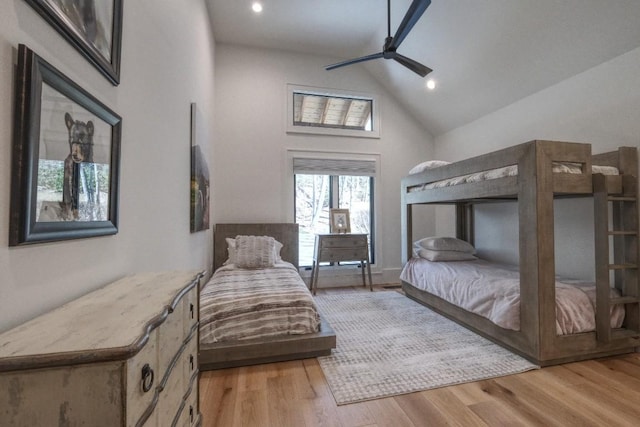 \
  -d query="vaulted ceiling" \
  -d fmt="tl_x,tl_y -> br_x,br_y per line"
206,0 -> 640,137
